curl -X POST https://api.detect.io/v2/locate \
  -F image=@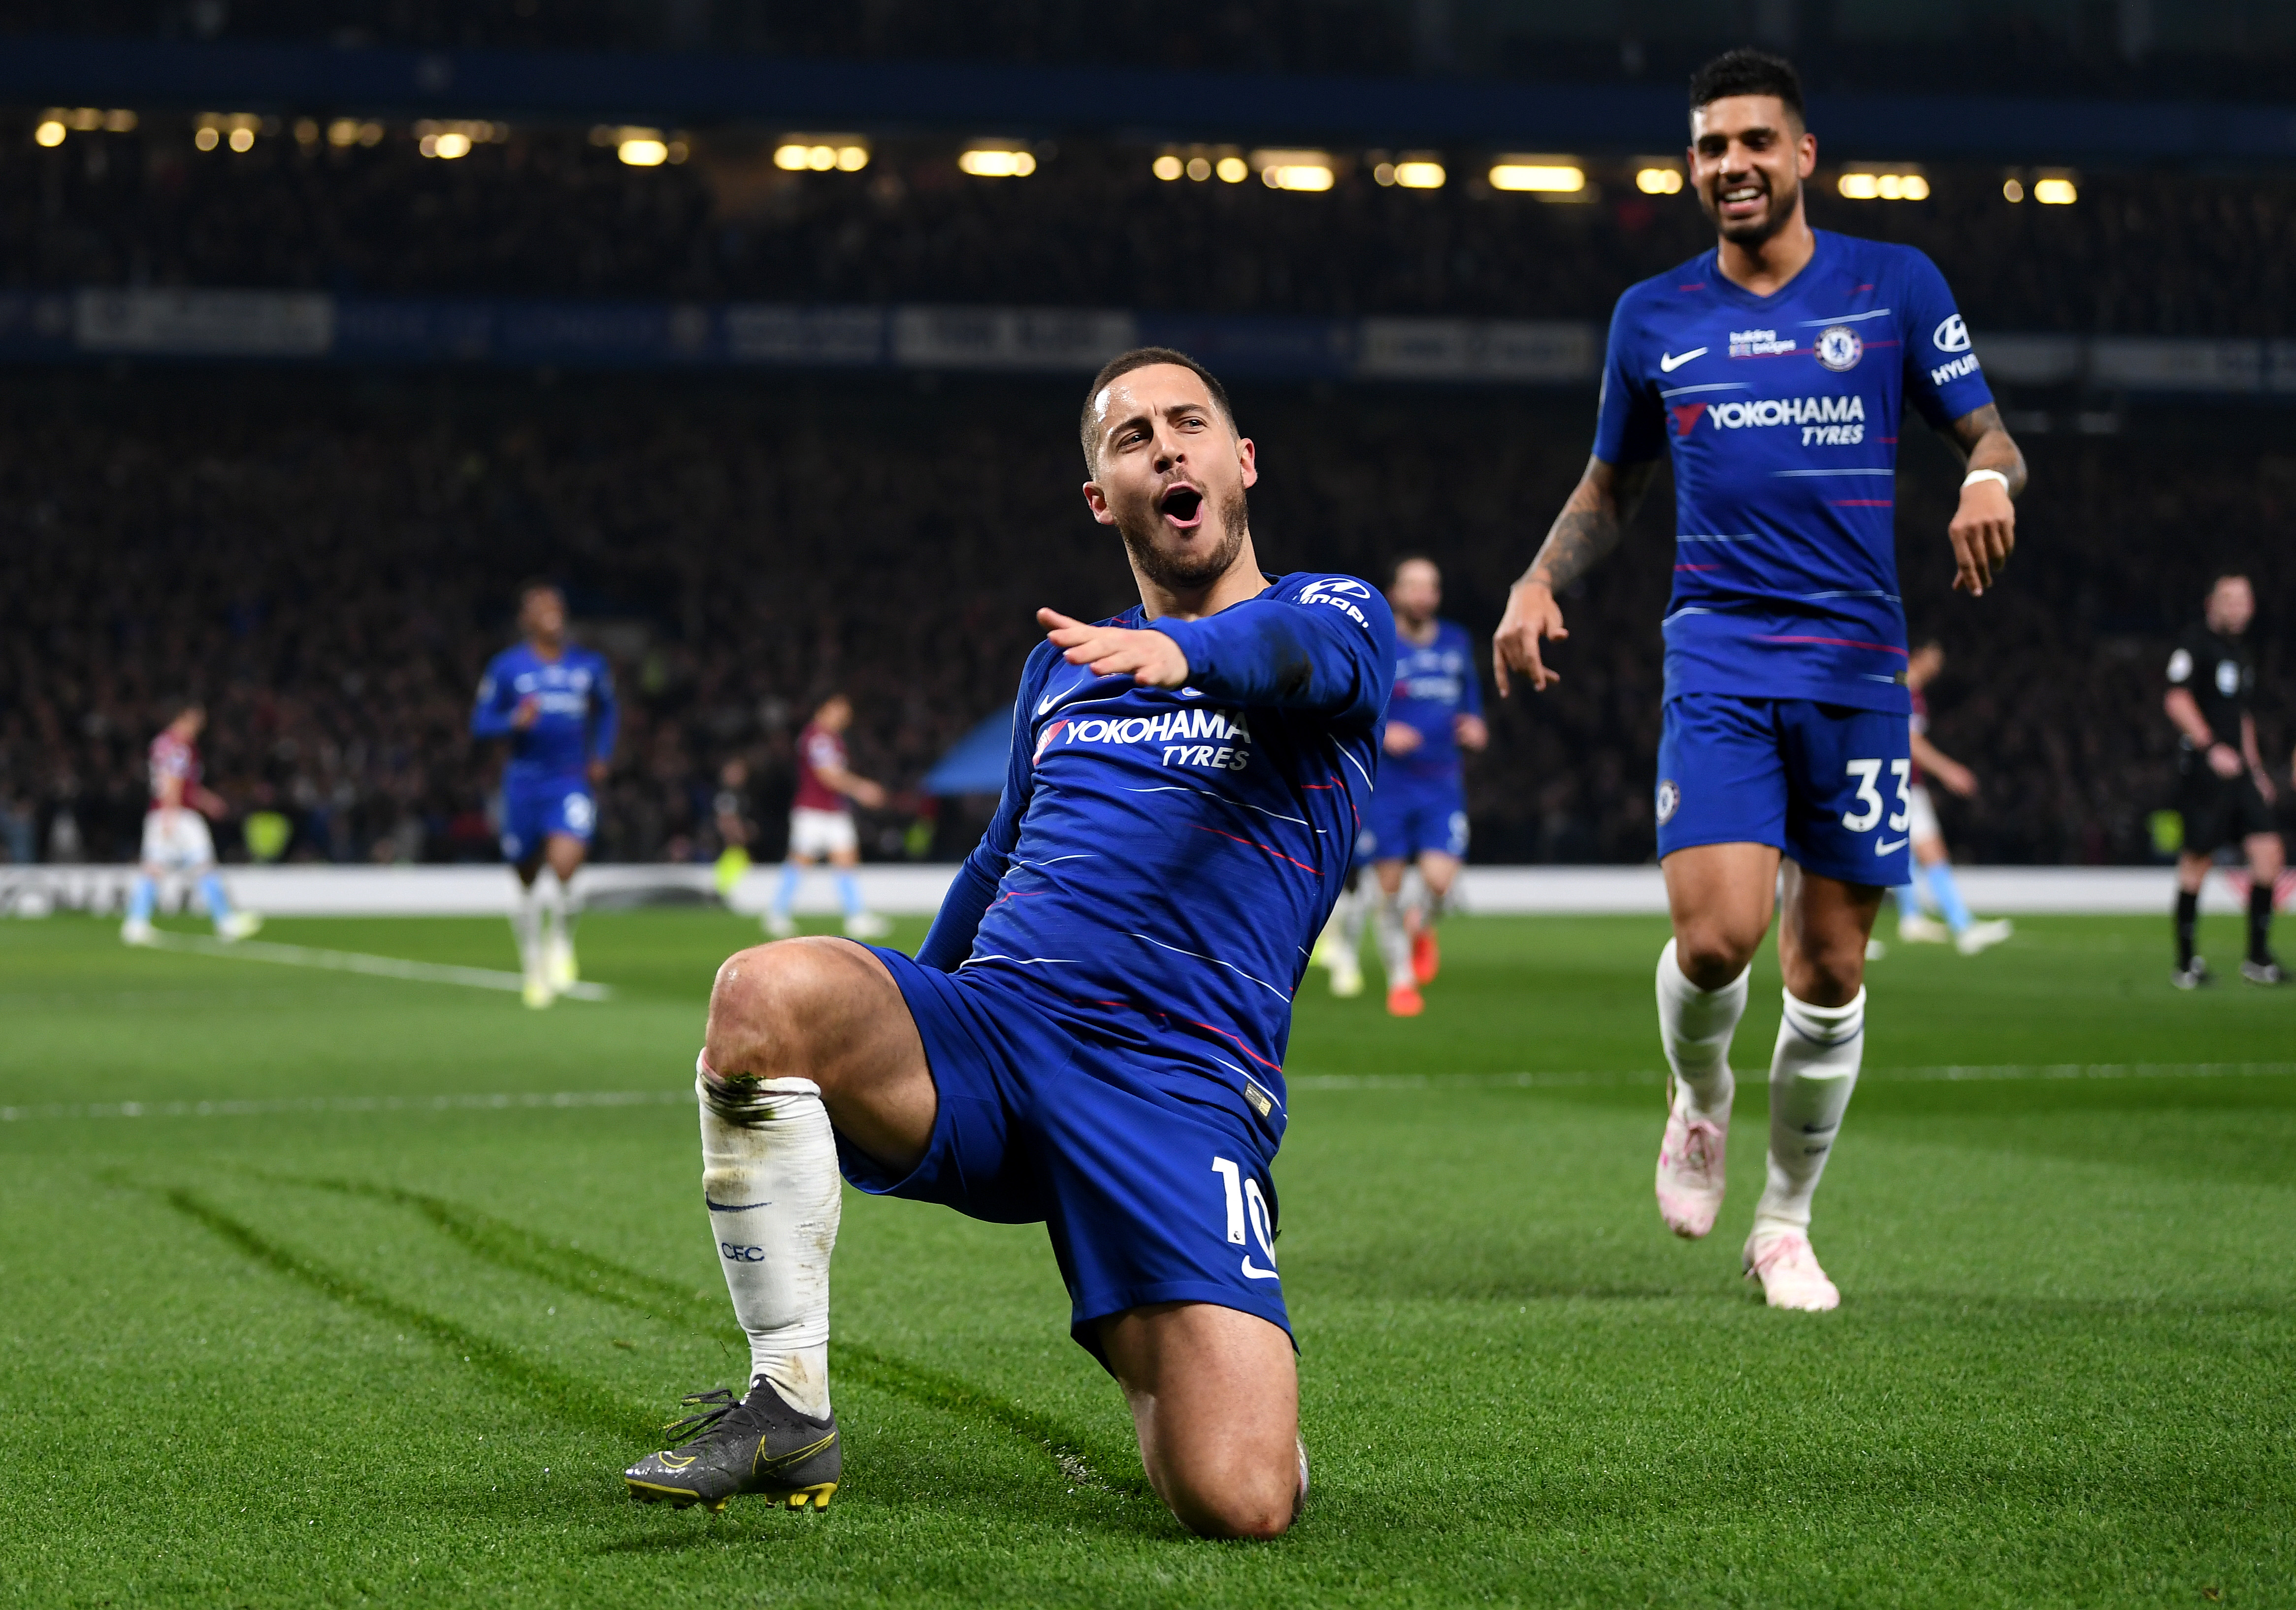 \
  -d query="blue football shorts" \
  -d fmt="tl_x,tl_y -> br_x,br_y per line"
847,945 -> 1291,1368
499,777 -> 596,863
1655,694 -> 1912,887
1364,771 -> 1469,862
